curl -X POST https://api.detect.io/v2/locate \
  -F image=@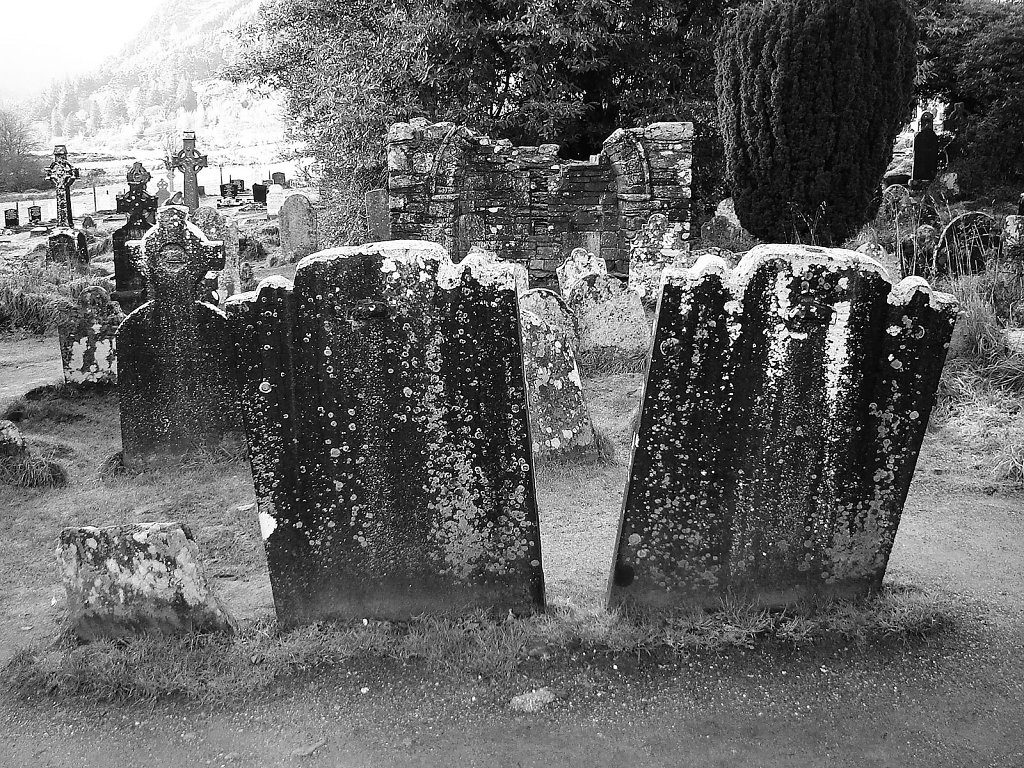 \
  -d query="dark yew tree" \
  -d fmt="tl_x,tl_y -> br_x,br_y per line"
716,0 -> 918,245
